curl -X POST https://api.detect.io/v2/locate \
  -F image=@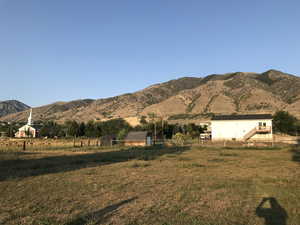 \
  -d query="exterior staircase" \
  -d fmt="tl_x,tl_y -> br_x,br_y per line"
243,126 -> 271,141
